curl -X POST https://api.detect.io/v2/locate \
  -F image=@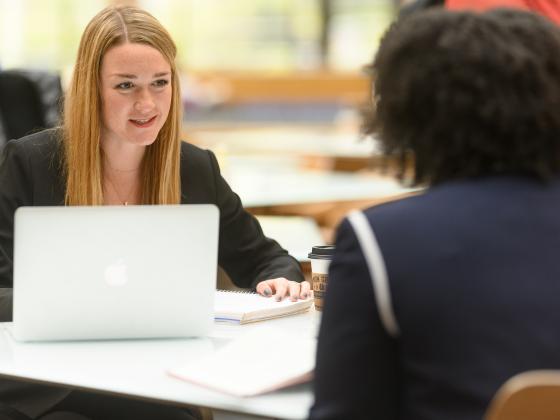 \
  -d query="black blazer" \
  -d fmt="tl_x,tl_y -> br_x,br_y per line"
0,129 -> 303,321
0,128 -> 303,418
